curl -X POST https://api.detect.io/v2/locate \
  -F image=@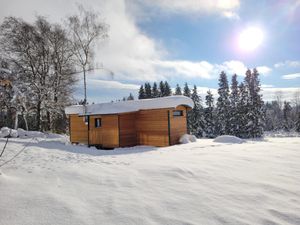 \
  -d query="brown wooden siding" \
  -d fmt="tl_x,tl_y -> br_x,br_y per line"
119,112 -> 137,147
69,114 -> 88,144
136,109 -> 169,147
169,106 -> 188,145
89,115 -> 103,145
101,115 -> 119,148
87,115 -> 119,148
69,106 -> 189,148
